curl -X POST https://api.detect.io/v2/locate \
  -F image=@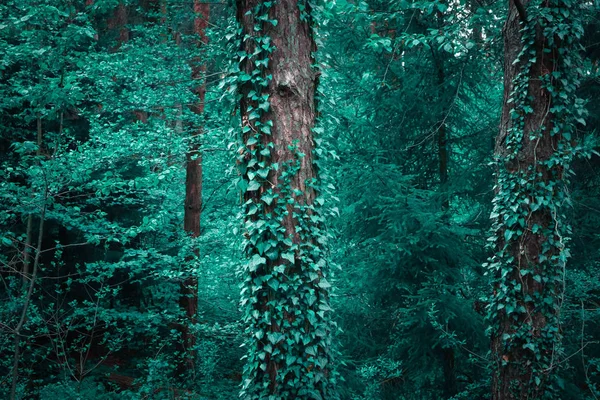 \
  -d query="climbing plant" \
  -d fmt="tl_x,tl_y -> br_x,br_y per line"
486,0 -> 587,398
233,0 -> 337,398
